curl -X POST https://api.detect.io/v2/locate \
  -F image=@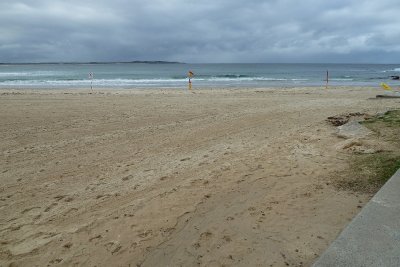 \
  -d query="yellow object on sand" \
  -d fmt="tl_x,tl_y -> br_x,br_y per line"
380,83 -> 392,90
